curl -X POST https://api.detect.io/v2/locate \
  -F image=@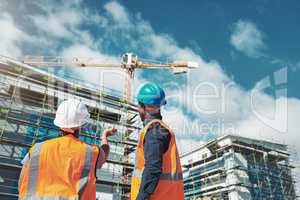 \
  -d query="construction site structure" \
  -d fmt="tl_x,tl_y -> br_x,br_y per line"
0,55 -> 141,200
181,134 -> 298,200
